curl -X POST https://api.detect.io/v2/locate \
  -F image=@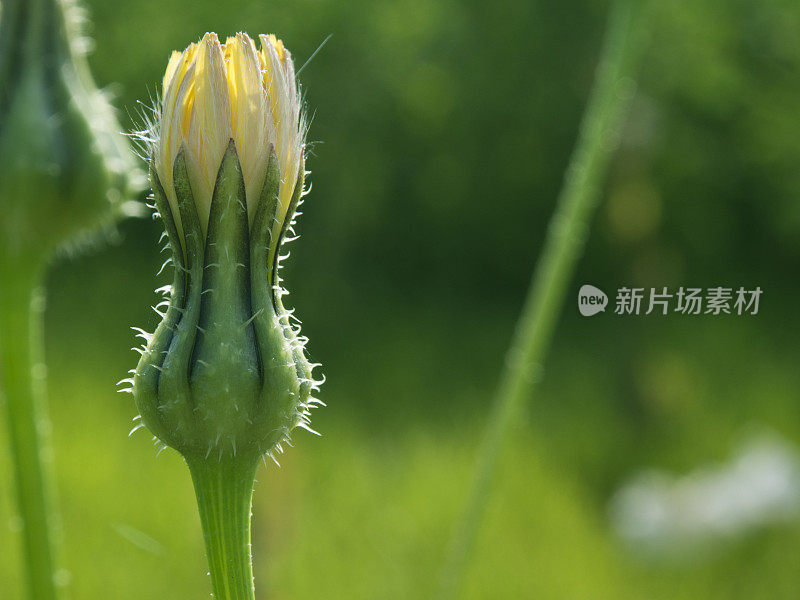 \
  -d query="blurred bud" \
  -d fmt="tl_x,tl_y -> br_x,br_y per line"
0,0 -> 144,258
128,32 -> 322,463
